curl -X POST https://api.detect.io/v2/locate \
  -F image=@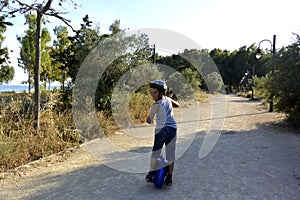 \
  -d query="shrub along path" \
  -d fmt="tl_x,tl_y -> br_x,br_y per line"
1,94 -> 299,200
